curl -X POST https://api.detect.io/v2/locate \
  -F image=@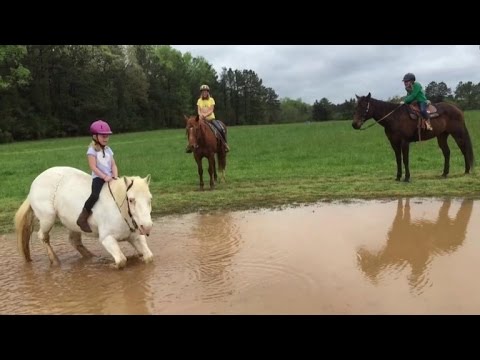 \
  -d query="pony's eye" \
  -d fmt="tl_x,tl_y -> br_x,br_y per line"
129,198 -> 135,204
